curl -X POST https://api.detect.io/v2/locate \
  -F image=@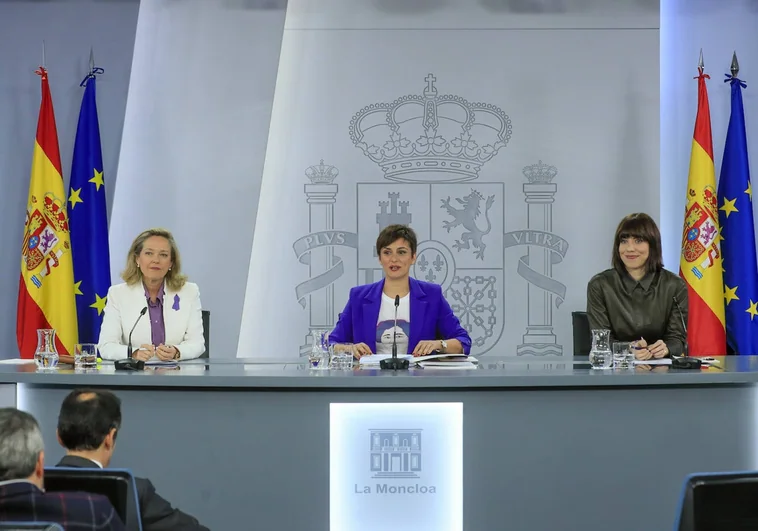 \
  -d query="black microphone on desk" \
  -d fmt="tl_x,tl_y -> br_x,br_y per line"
392,294 -> 399,358
671,296 -> 702,370
381,294 -> 409,370
116,307 -> 148,371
